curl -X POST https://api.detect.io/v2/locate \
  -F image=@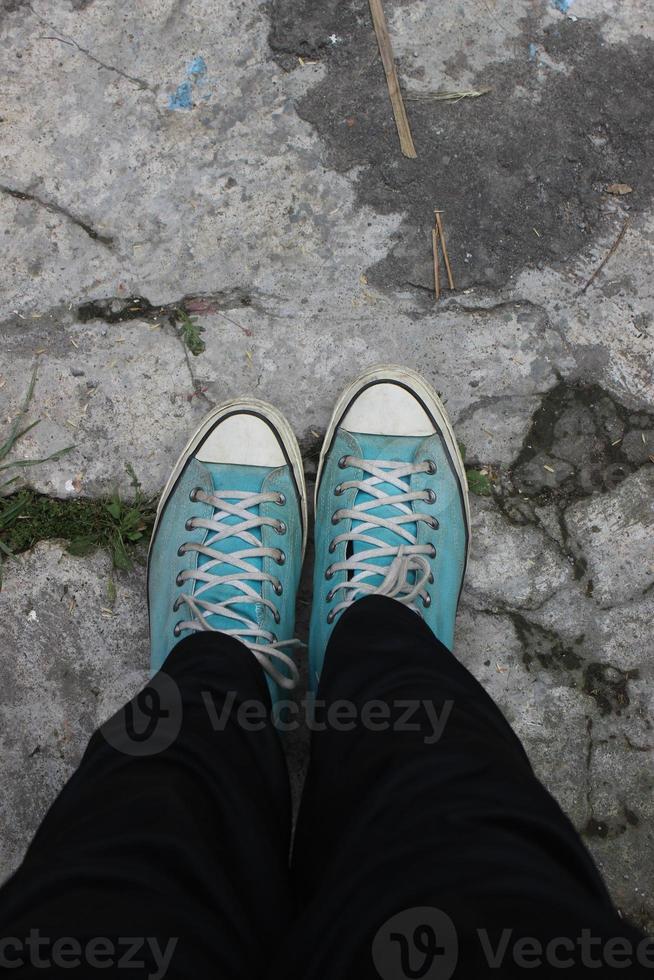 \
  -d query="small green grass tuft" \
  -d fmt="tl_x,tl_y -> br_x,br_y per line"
0,366 -> 74,491
175,308 -> 206,356
466,468 -> 493,496
0,372 -> 155,584
69,466 -> 157,570
0,367 -> 75,584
